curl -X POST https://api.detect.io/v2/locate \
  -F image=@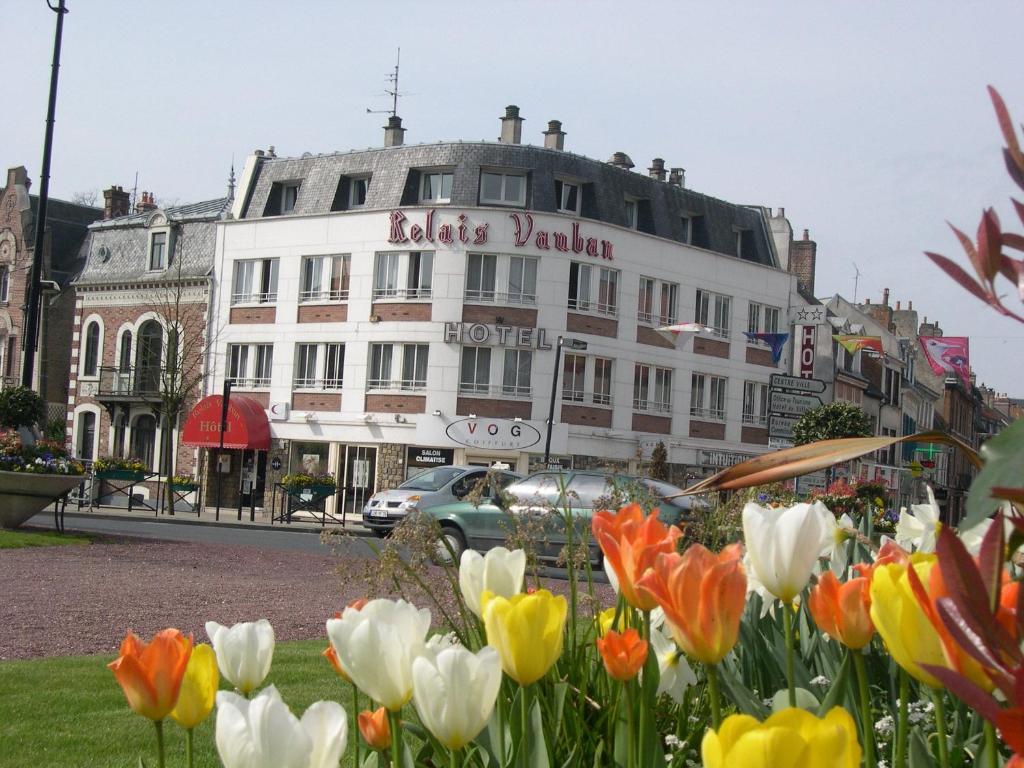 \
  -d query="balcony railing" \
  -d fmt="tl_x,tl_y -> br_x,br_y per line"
459,383 -> 532,400
95,366 -> 164,397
